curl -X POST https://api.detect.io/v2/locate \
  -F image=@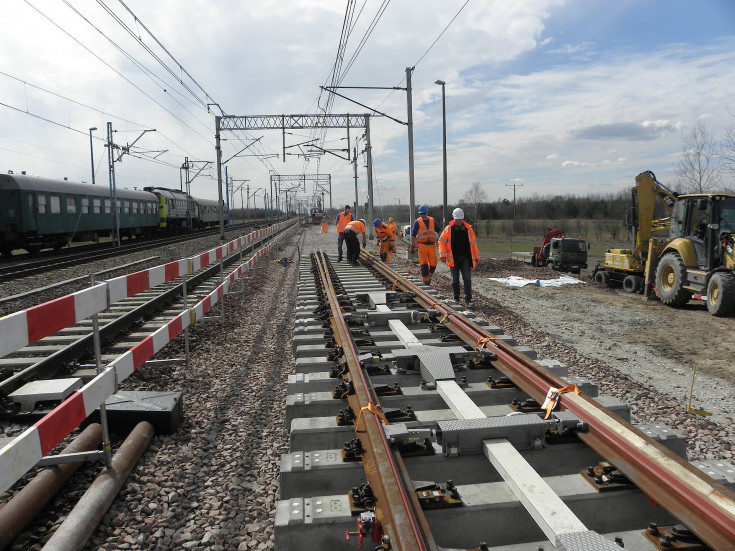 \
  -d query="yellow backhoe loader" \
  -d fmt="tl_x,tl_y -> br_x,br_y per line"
593,171 -> 735,316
